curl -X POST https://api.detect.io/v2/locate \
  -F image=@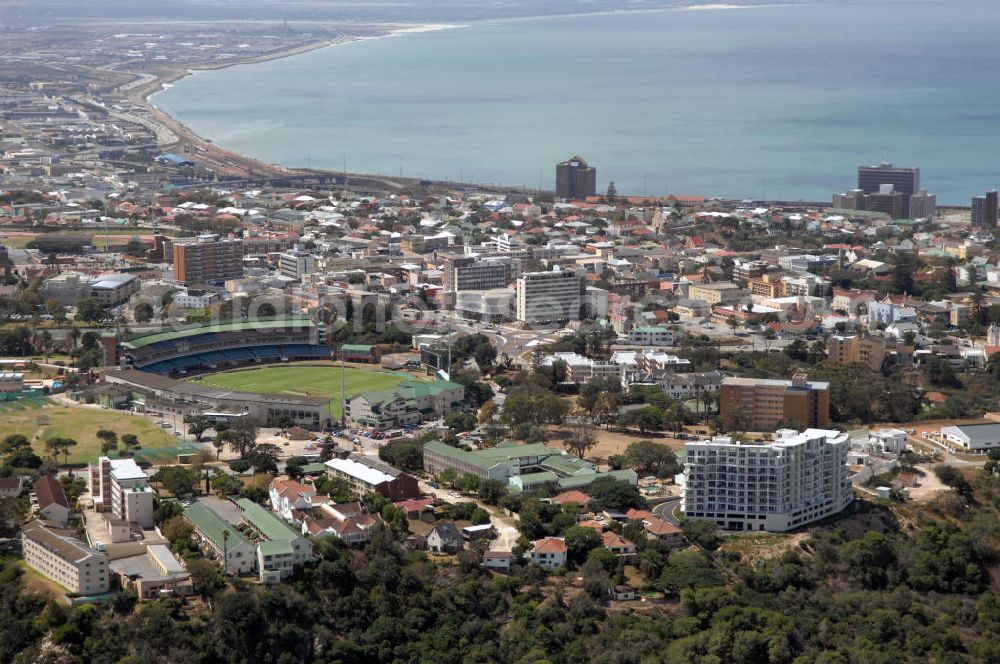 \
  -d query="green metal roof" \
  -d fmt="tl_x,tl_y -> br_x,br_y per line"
300,463 -> 326,474
236,498 -> 300,542
557,469 -> 638,489
258,540 -> 294,557
517,471 -> 559,486
634,326 -> 670,333
122,317 -> 315,349
423,440 -> 570,472
184,503 -> 250,550
353,380 -> 464,408
341,344 -> 375,352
